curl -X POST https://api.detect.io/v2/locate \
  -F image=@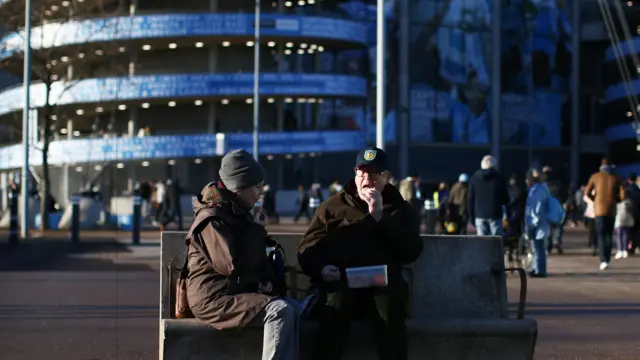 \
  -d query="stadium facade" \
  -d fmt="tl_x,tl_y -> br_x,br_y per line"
0,0 -> 617,209
601,1 -> 640,176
